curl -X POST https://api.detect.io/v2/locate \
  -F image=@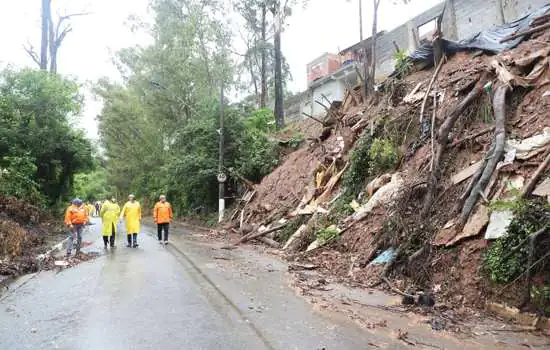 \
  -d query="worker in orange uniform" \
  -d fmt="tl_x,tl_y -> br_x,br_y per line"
153,195 -> 173,245
64,198 -> 88,257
